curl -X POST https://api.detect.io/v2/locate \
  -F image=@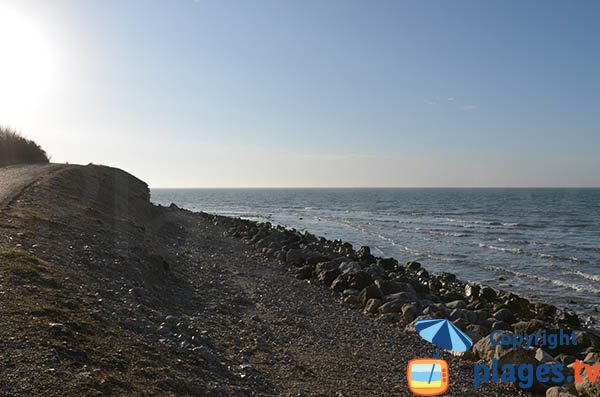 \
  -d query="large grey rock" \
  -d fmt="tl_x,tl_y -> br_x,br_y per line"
493,308 -> 517,324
